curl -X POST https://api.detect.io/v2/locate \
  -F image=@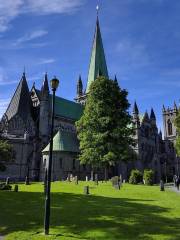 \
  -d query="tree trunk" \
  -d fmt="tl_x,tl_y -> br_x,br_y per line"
91,169 -> 94,181
104,166 -> 108,182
